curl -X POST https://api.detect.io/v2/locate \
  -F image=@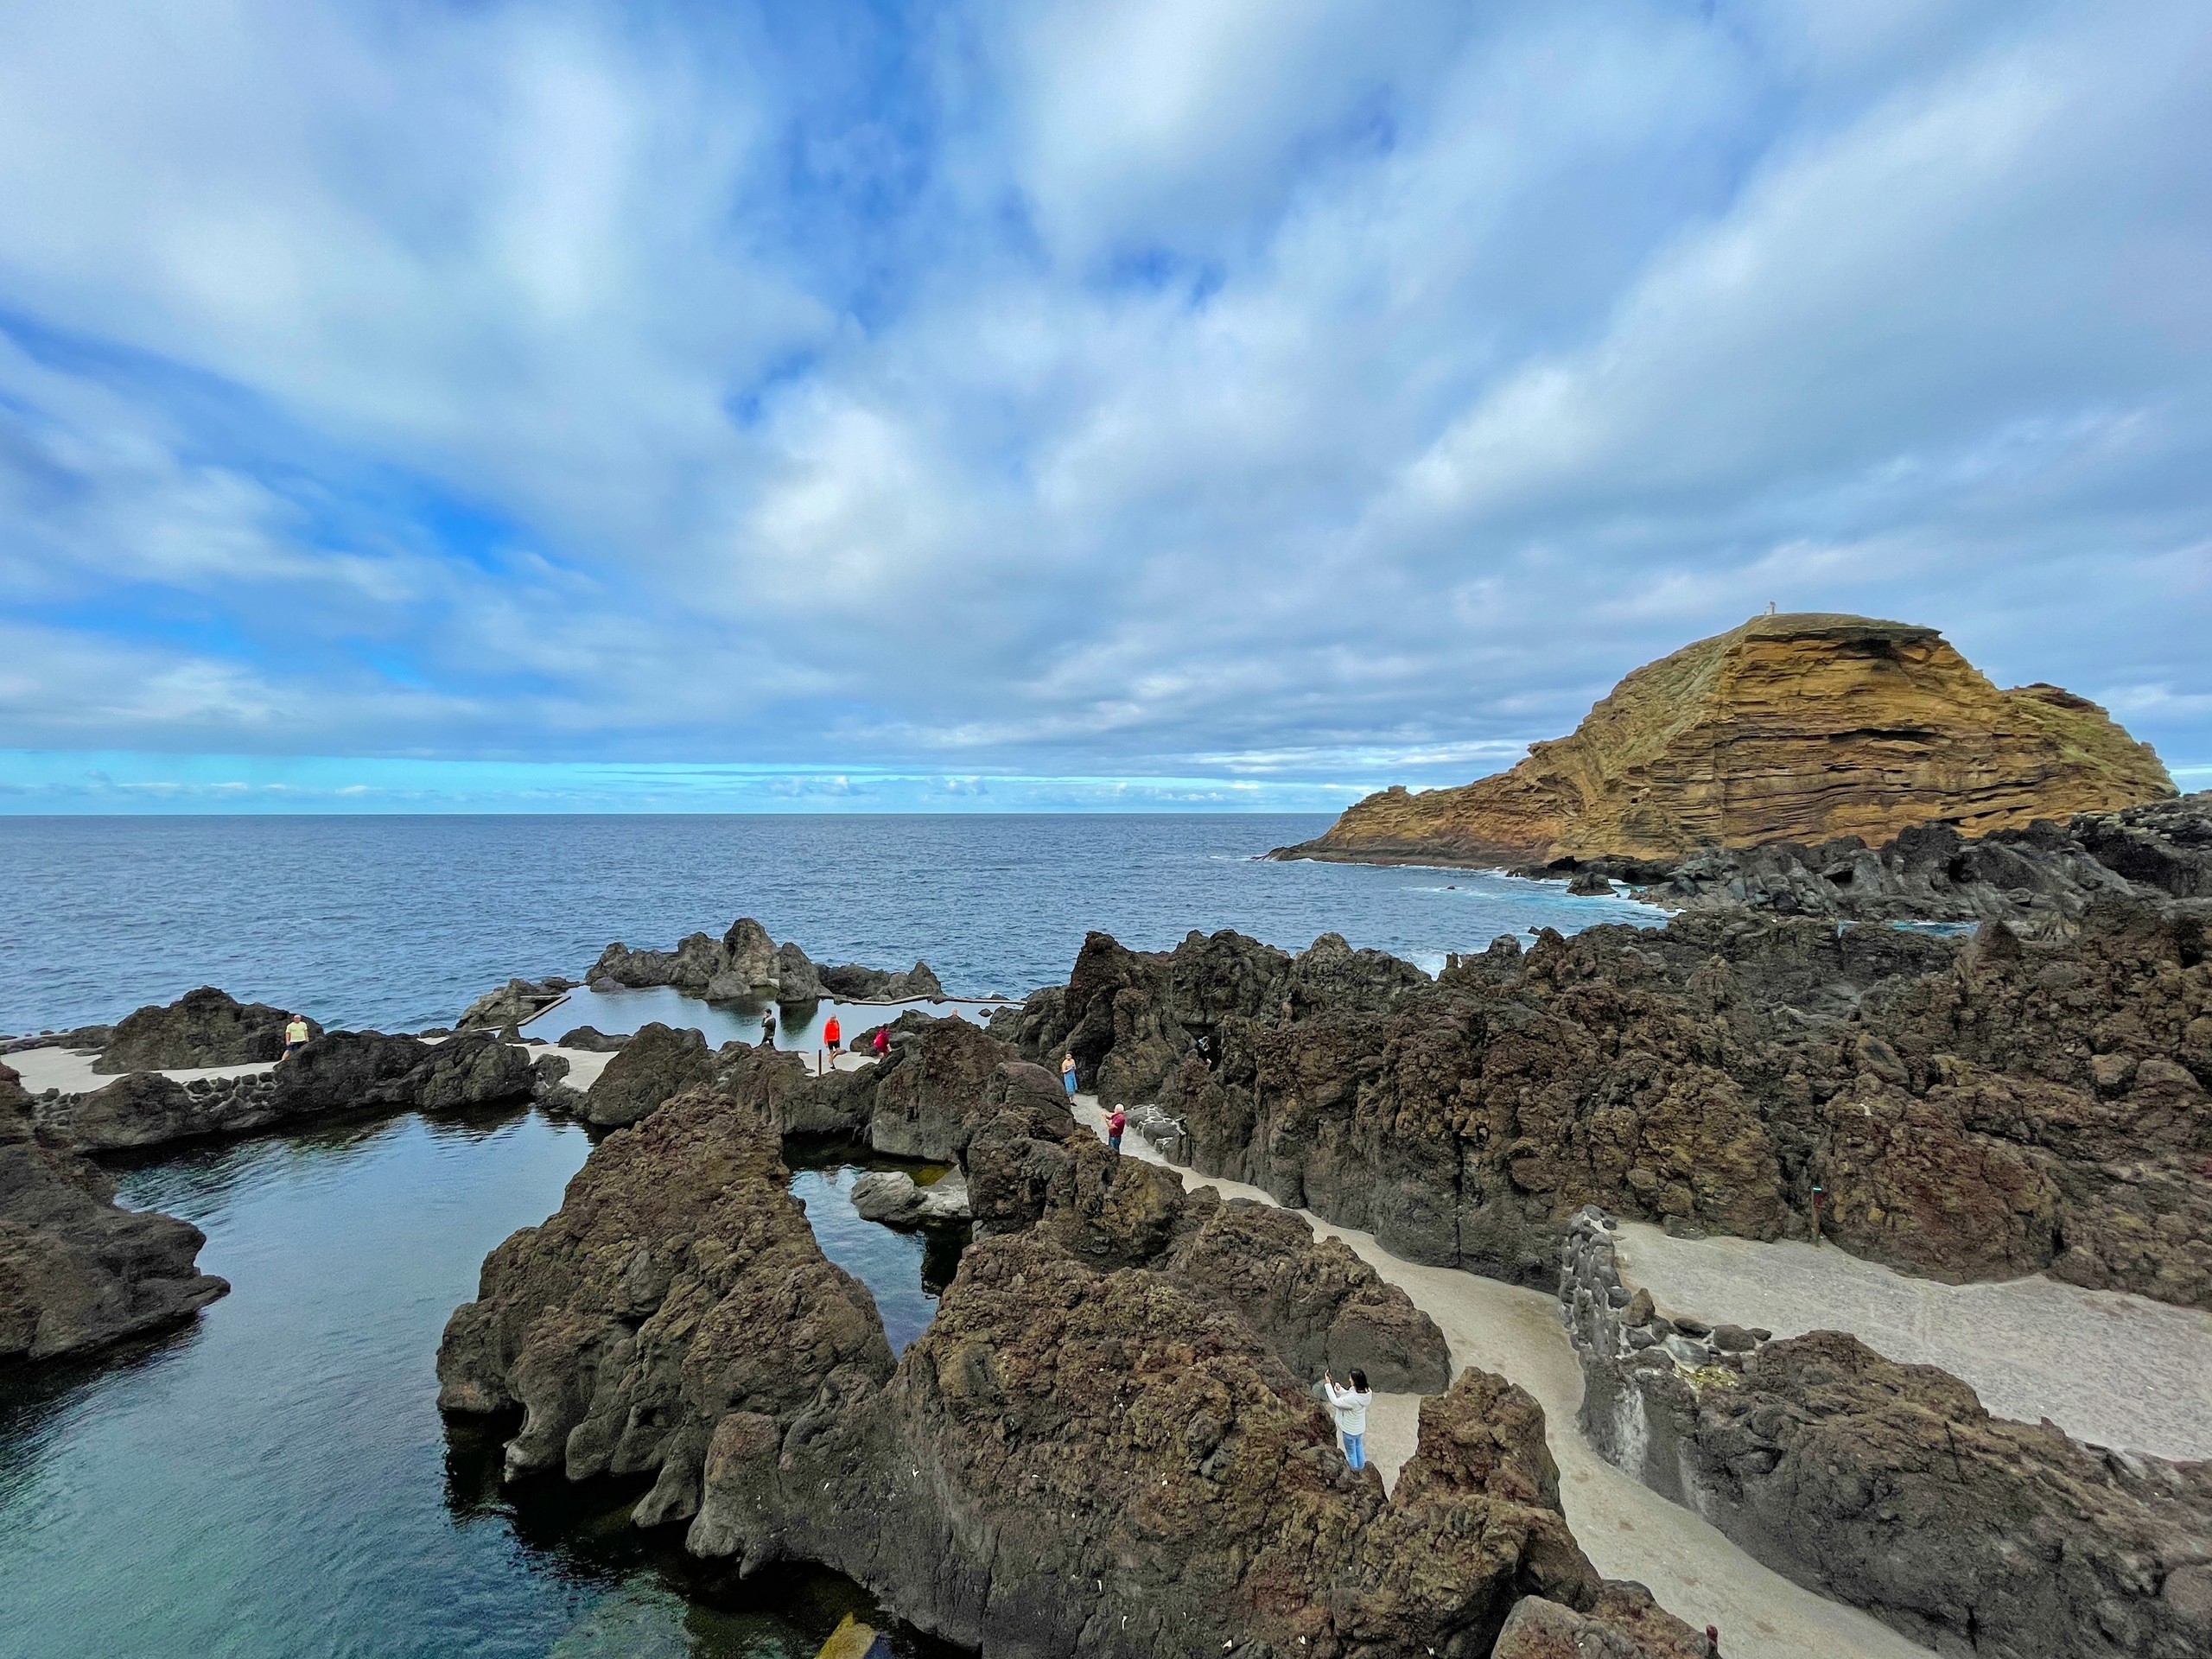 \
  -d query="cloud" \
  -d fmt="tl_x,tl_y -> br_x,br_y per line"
0,0 -> 2207,804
